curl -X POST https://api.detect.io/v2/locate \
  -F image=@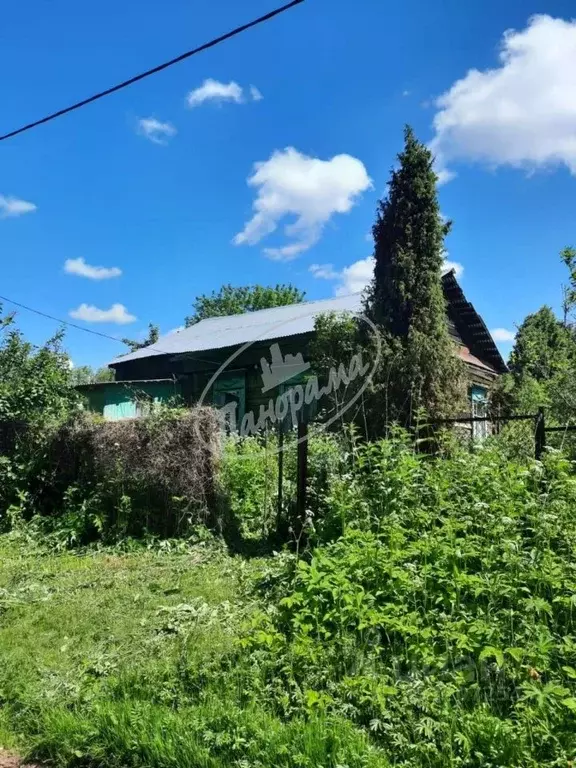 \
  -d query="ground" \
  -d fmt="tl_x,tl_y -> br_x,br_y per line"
0,531 -> 254,766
